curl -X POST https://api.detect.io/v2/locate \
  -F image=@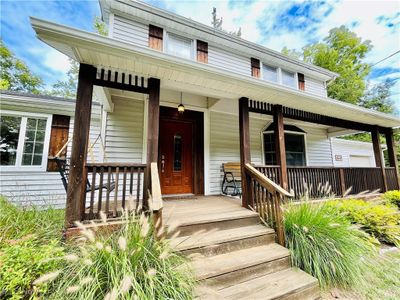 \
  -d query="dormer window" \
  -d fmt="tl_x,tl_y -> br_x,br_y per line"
281,70 -> 296,88
166,33 -> 193,59
262,64 -> 278,83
